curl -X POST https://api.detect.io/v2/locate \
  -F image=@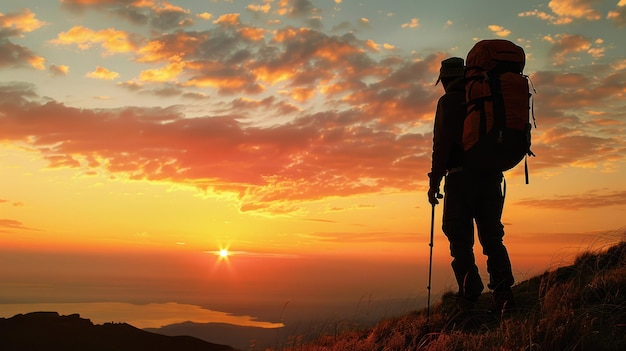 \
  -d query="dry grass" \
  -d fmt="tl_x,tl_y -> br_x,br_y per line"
265,240 -> 626,351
